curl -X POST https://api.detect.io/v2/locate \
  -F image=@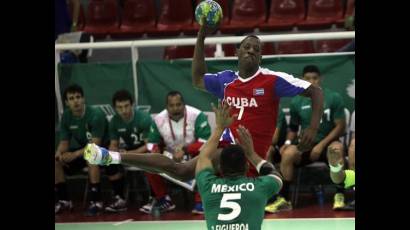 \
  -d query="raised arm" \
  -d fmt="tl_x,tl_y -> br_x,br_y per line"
195,103 -> 236,175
